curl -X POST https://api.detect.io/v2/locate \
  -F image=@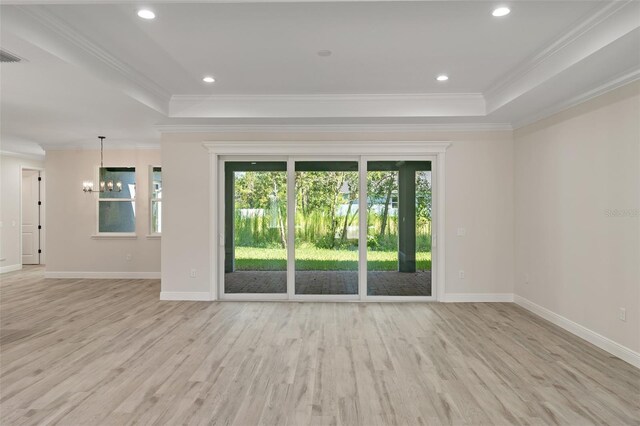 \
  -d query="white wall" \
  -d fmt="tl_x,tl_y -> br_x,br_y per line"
44,149 -> 161,277
514,82 -> 640,354
0,153 -> 45,272
161,131 -> 514,299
